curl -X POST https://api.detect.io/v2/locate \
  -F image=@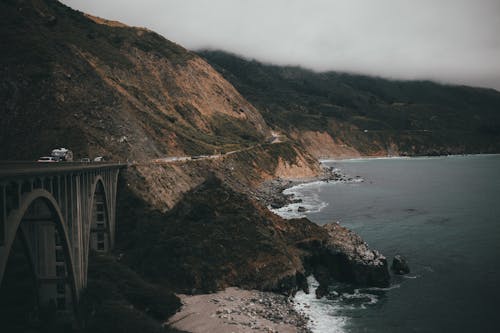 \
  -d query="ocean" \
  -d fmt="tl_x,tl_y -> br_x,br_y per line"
277,155 -> 500,333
